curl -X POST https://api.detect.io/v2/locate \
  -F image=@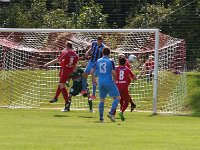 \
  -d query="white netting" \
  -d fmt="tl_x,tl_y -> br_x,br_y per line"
0,29 -> 187,114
